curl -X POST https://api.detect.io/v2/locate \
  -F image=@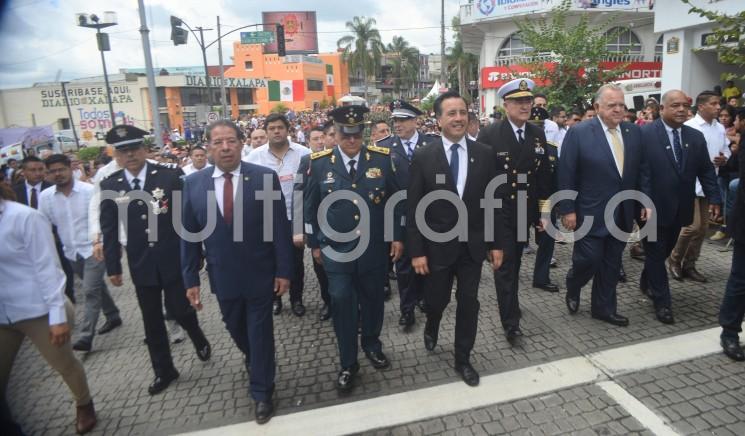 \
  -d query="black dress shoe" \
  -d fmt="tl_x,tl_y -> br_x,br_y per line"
505,326 -> 523,342
383,284 -> 392,301
454,362 -> 480,386
72,340 -> 92,352
336,363 -> 360,392
291,302 -> 306,317
533,282 -> 559,292
254,399 -> 274,425
565,294 -> 579,314
97,318 -> 122,335
591,313 -> 629,327
364,350 -> 390,369
721,337 -> 745,361
272,300 -> 282,315
618,269 -> 627,283
399,311 -> 415,326
148,370 -> 179,395
655,307 -> 675,324
193,336 -> 211,362
319,304 -> 331,321
423,318 -> 439,351
550,257 -> 558,268
639,278 -> 652,298
416,300 -> 426,312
